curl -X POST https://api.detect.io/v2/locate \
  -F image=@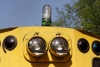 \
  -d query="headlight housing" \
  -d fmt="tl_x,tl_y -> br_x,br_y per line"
27,37 -> 47,57
50,37 -> 69,57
